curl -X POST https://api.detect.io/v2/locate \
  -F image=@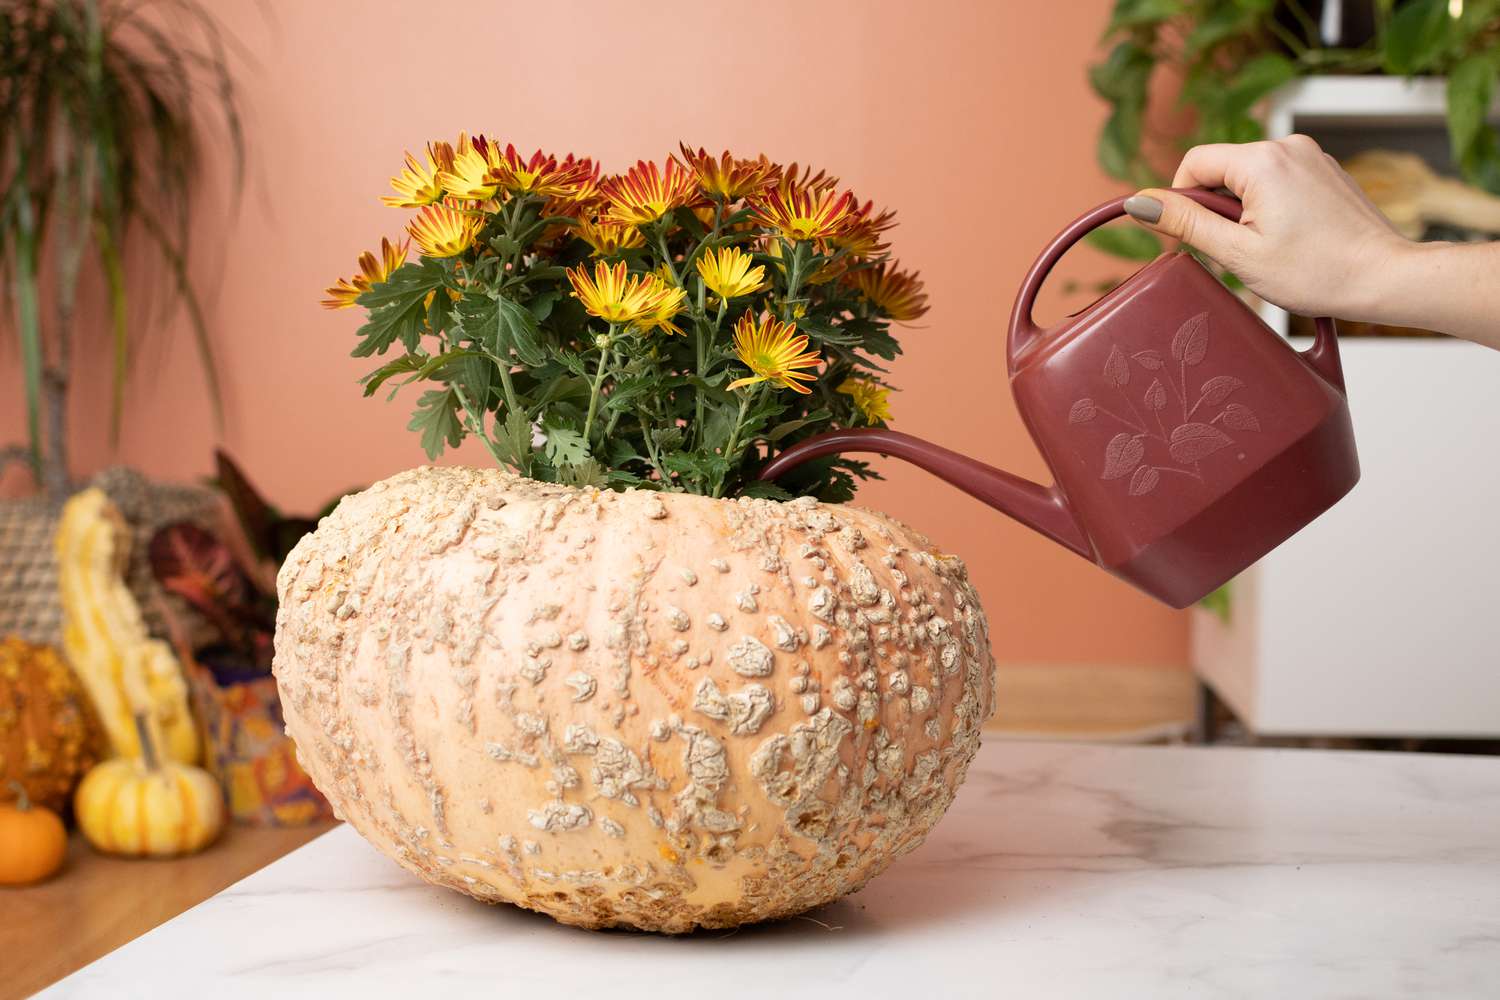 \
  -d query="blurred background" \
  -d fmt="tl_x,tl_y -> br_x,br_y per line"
3,1 -> 1499,992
